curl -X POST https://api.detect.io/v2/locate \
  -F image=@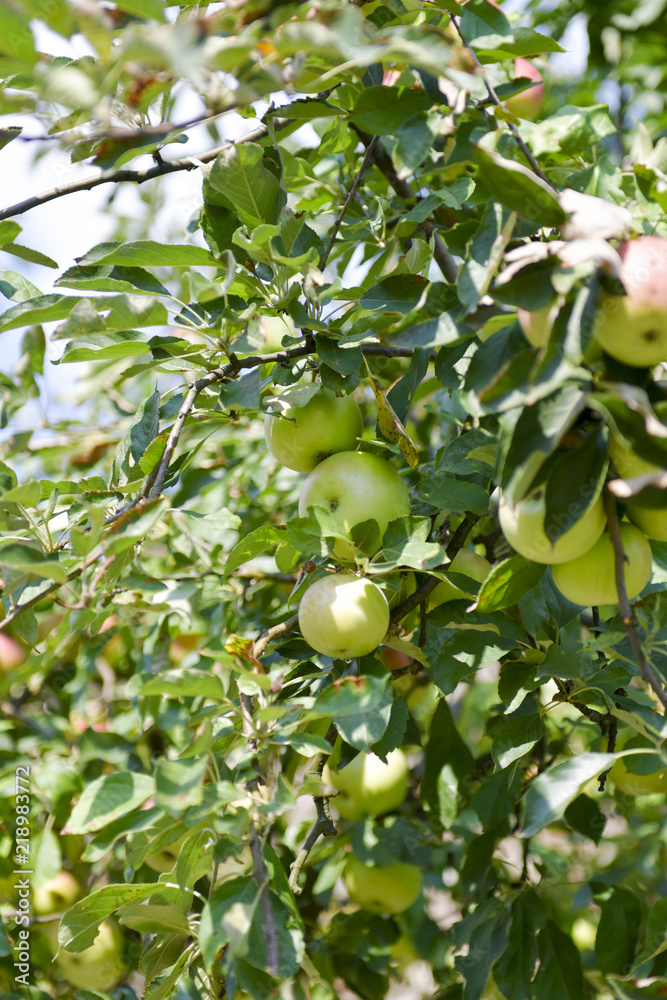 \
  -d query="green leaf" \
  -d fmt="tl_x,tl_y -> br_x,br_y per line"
533,920 -> 588,1000
129,387 -> 161,463
0,126 -> 22,152
155,757 -> 208,813
423,699 -> 475,814
594,886 -> 641,975
114,0 -> 165,21
543,427 -> 608,543
312,675 -> 392,752
476,556 -> 546,612
492,713 -> 543,769
349,86 -> 432,135
207,143 -> 284,226
520,753 -> 613,838
413,476 -> 489,515
57,331 -> 152,363
0,480 -> 41,506
140,668 -> 227,702
198,876 -> 257,971
76,240 -> 218,267
1,242 -> 58,268
0,5 -> 37,65
473,145 -> 568,228
520,106 -> 617,157
493,891 -> 548,1000
59,883 -> 175,952
55,264 -> 169,295
0,269 -> 42,302
0,221 -> 21,245
224,525 -> 285,577
63,772 -> 156,834
374,516 -> 448,572
564,794 -> 606,844
0,542 -> 66,582
0,293 -> 81,332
